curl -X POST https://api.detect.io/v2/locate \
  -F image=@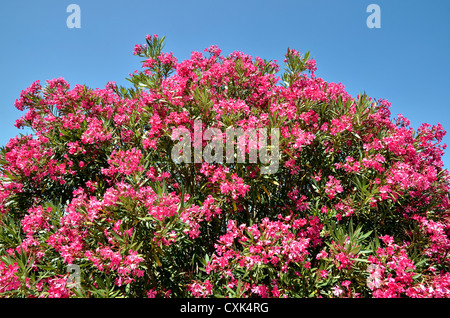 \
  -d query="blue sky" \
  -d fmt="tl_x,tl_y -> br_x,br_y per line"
1,0 -> 449,167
